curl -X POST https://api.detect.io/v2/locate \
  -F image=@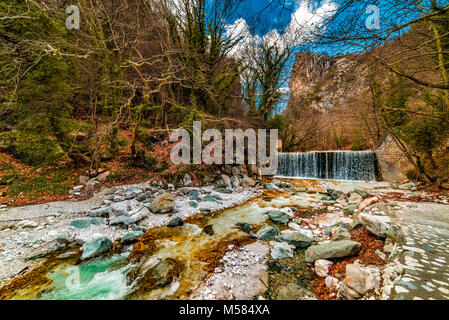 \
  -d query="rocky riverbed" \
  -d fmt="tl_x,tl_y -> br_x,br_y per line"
0,176 -> 448,300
